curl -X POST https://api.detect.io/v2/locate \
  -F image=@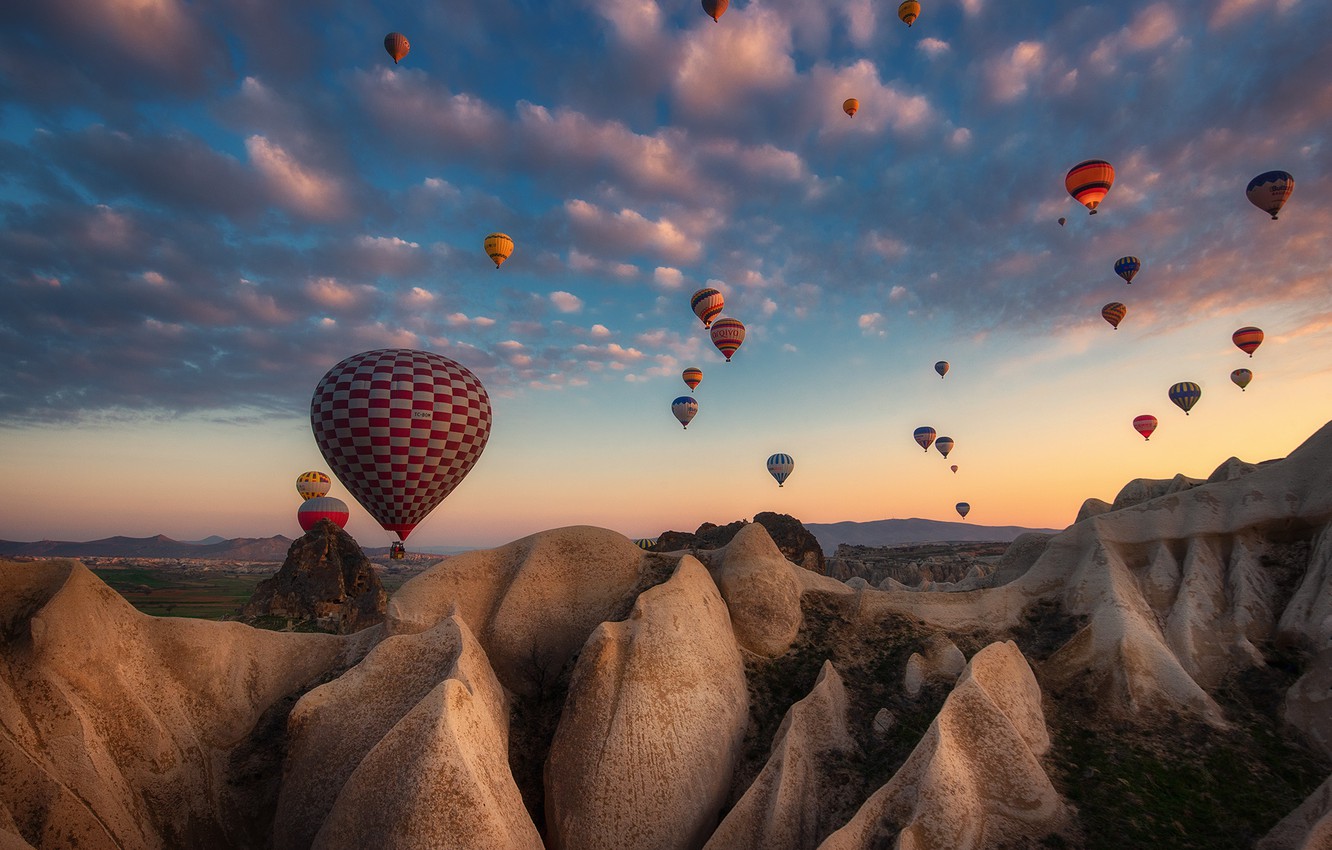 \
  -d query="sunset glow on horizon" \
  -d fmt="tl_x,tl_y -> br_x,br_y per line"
2,0 -> 1329,549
